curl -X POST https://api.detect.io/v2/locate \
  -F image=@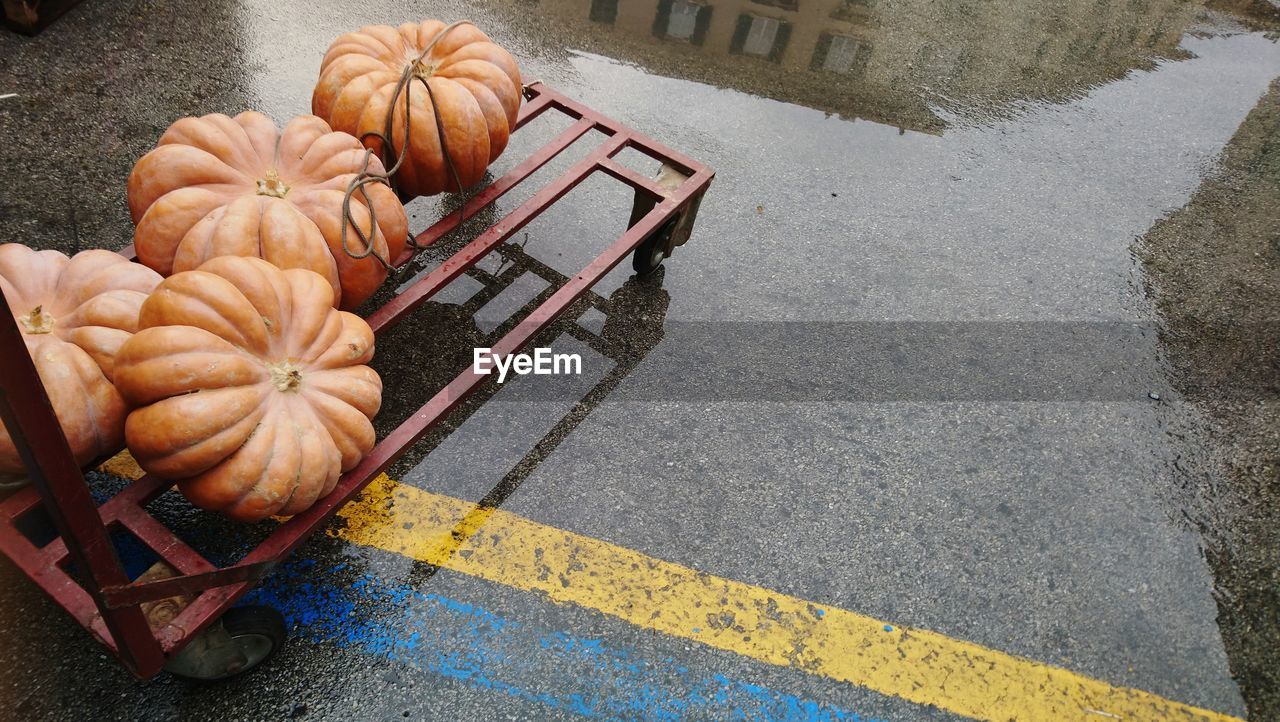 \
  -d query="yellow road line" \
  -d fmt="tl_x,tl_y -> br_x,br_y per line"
101,455 -> 1238,722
